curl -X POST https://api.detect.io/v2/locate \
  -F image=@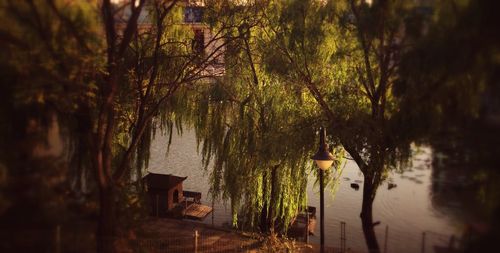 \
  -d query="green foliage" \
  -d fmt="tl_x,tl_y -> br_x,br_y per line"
261,0 -> 424,176
396,0 -> 498,144
0,0 -> 101,224
0,0 -> 101,112
186,78 -> 319,230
